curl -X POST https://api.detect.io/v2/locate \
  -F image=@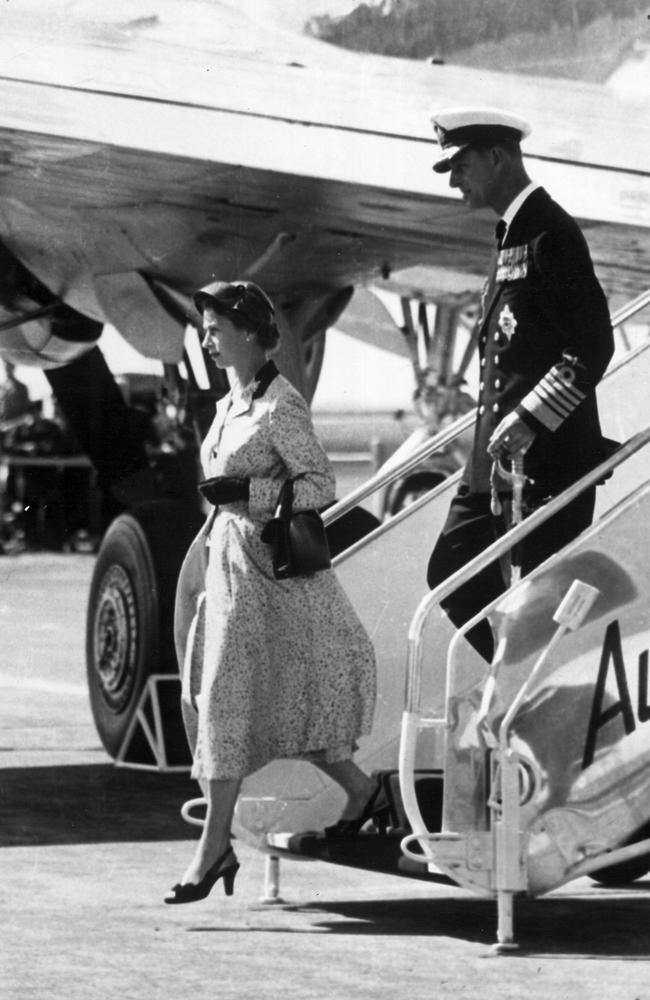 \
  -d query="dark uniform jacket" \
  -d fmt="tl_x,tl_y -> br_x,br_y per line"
465,186 -> 614,494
